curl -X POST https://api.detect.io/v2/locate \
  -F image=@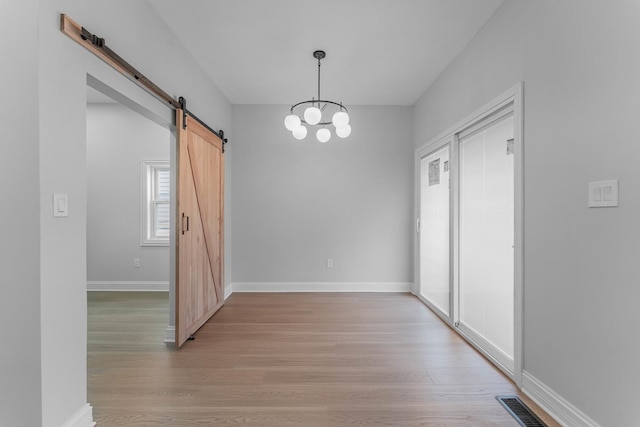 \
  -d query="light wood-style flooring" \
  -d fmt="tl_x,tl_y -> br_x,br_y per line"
88,292 -> 557,426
